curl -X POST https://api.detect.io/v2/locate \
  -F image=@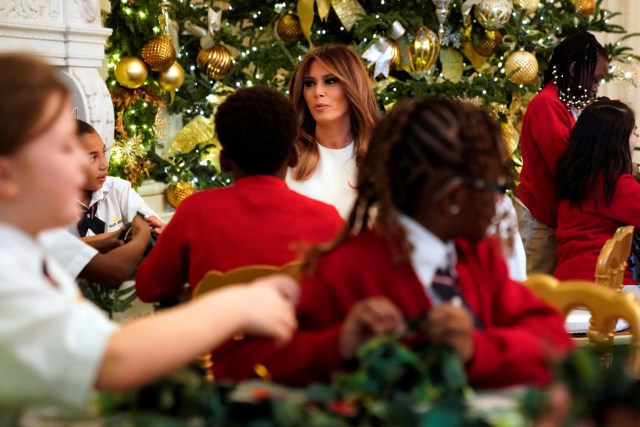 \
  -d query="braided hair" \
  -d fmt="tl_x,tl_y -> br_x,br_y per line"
543,32 -> 608,110
307,98 -> 512,265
